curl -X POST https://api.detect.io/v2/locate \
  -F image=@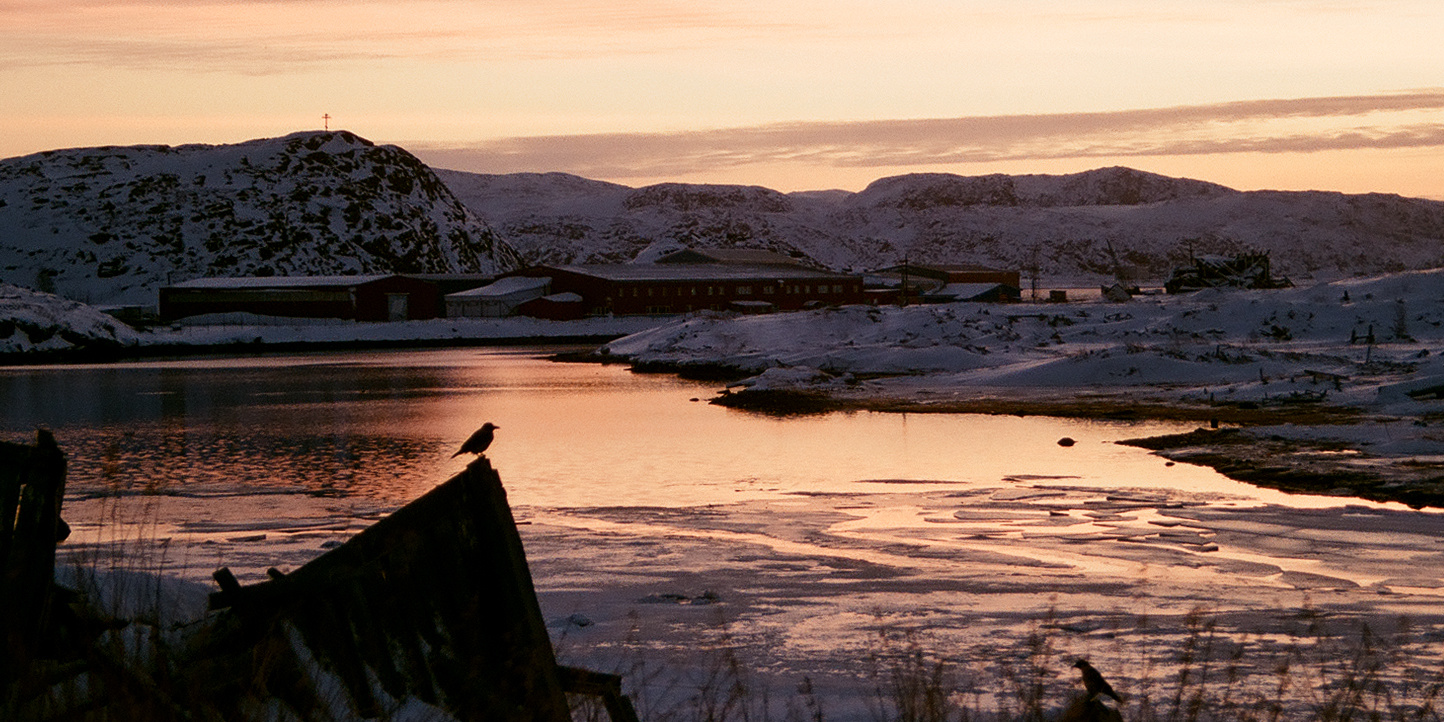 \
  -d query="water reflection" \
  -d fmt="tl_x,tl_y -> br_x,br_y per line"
1,350 -> 531,501
0,347 -> 1315,509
